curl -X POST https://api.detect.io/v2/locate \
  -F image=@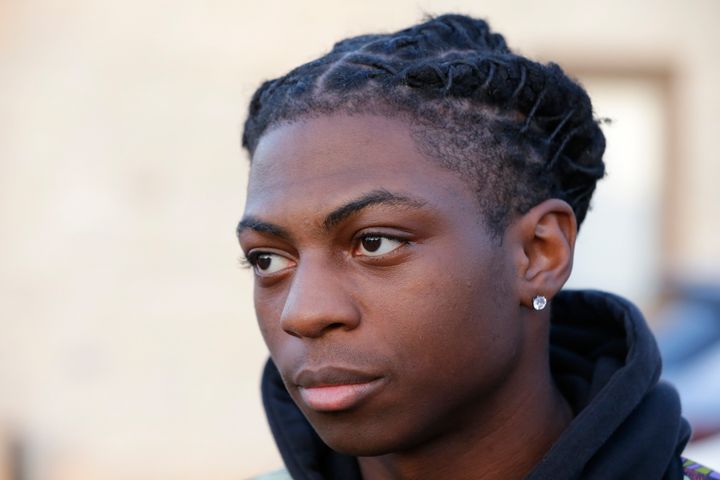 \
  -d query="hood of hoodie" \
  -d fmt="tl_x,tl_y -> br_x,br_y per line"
260,290 -> 691,480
